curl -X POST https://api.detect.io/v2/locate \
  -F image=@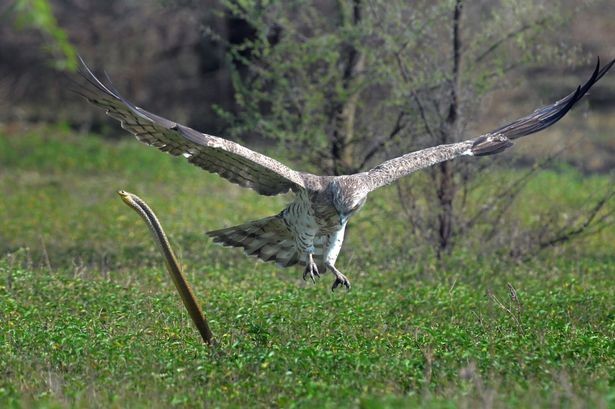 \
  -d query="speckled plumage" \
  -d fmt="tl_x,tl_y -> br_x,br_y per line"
79,57 -> 614,290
